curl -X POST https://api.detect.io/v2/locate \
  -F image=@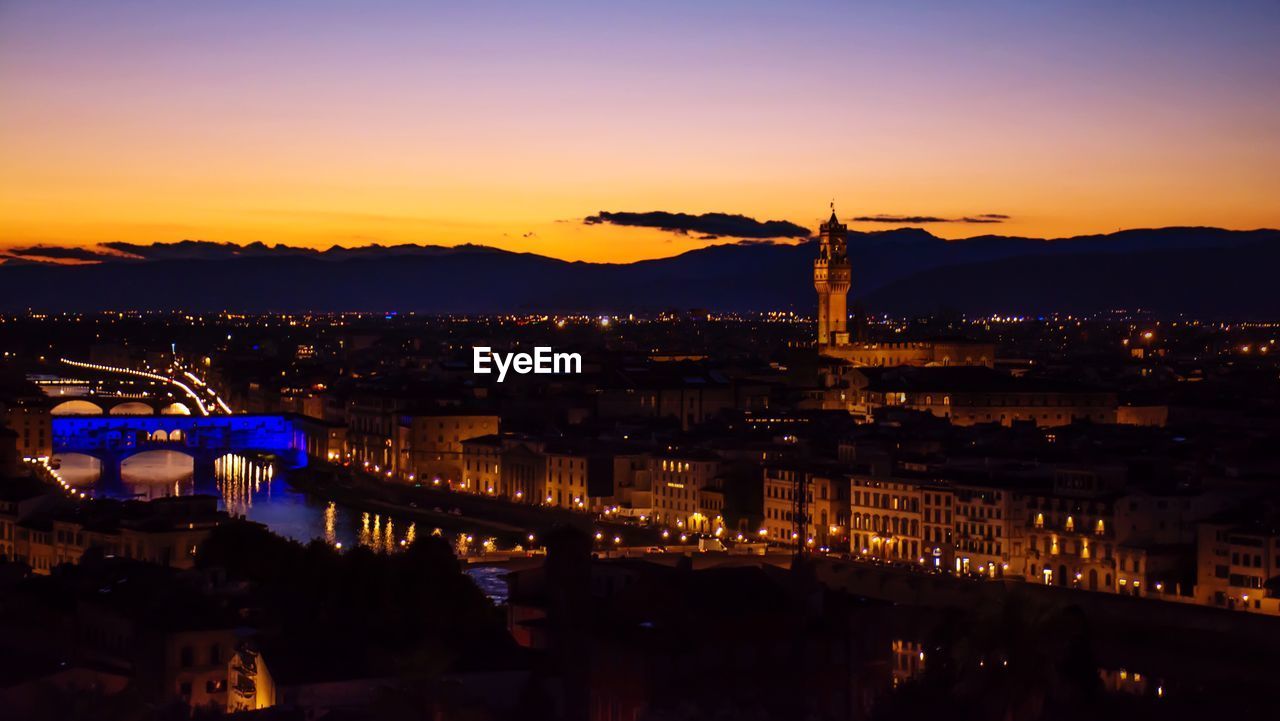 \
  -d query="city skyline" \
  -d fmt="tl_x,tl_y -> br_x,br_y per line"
3,3 -> 1280,719
3,0 -> 1280,263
